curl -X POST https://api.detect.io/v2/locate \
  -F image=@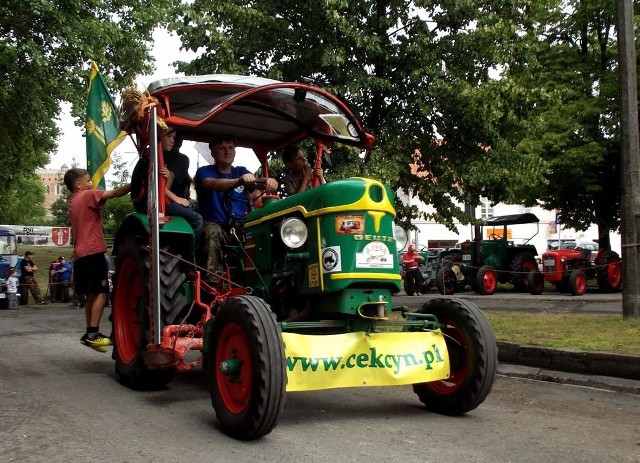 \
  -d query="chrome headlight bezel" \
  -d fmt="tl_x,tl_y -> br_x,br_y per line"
280,217 -> 308,249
